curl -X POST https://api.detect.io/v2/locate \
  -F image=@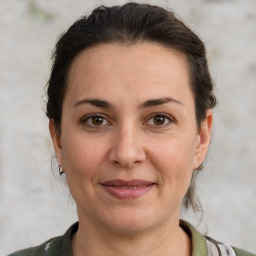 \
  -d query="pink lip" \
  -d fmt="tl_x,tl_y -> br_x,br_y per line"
101,179 -> 155,200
